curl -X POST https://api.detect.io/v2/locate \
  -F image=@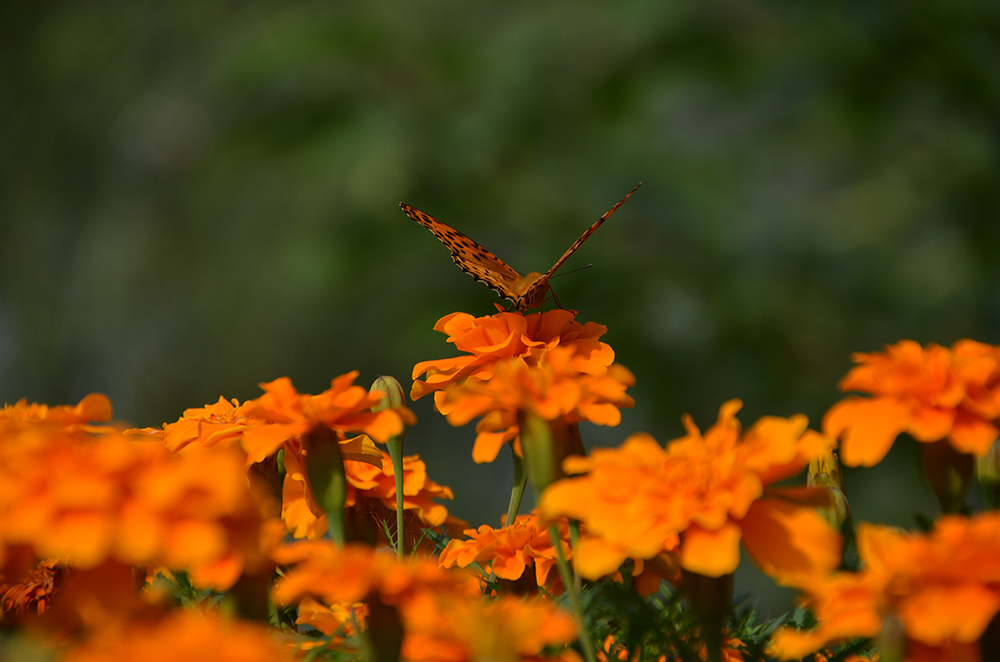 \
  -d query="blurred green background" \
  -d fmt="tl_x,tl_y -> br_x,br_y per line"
3,0 -> 999,614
